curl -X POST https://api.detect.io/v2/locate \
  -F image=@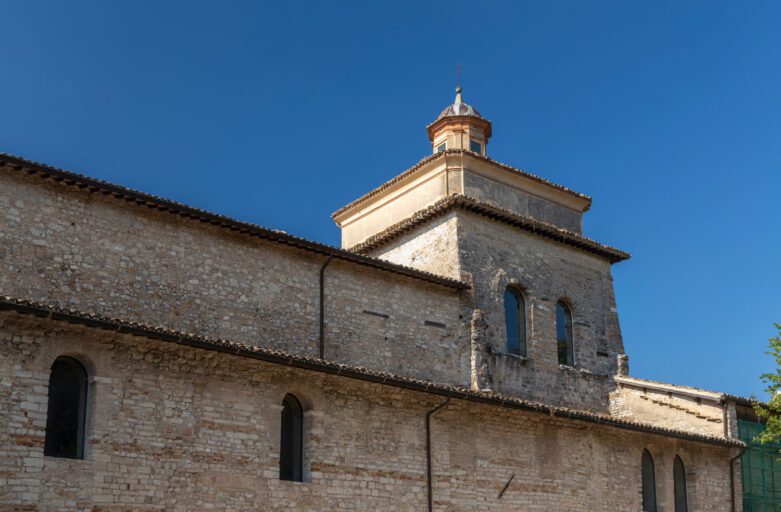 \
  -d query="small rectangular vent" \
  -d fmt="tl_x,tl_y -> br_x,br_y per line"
424,320 -> 446,329
596,351 -> 609,357
362,309 -> 389,319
